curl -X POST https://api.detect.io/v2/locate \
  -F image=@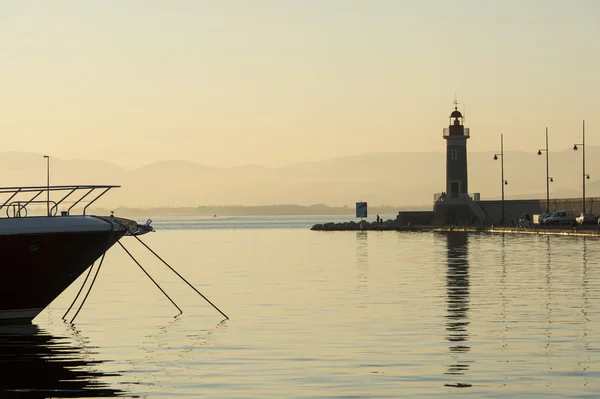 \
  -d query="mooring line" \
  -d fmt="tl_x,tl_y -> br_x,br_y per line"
65,230 -> 116,323
62,260 -> 95,320
69,250 -> 108,324
118,241 -> 183,317
131,234 -> 229,320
